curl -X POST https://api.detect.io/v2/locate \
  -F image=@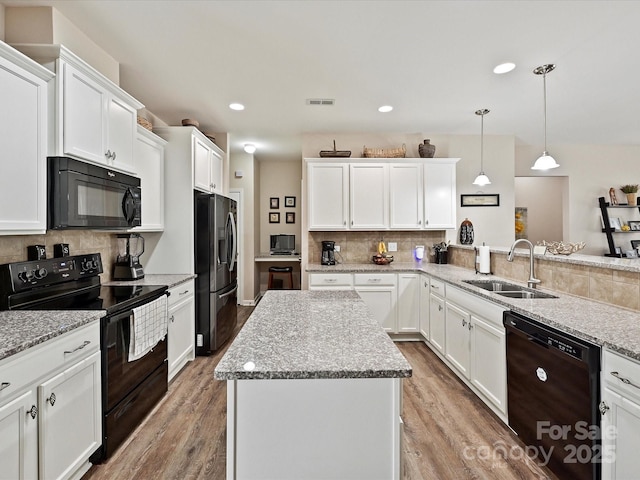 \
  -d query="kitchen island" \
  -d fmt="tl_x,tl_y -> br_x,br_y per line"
214,290 -> 412,480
